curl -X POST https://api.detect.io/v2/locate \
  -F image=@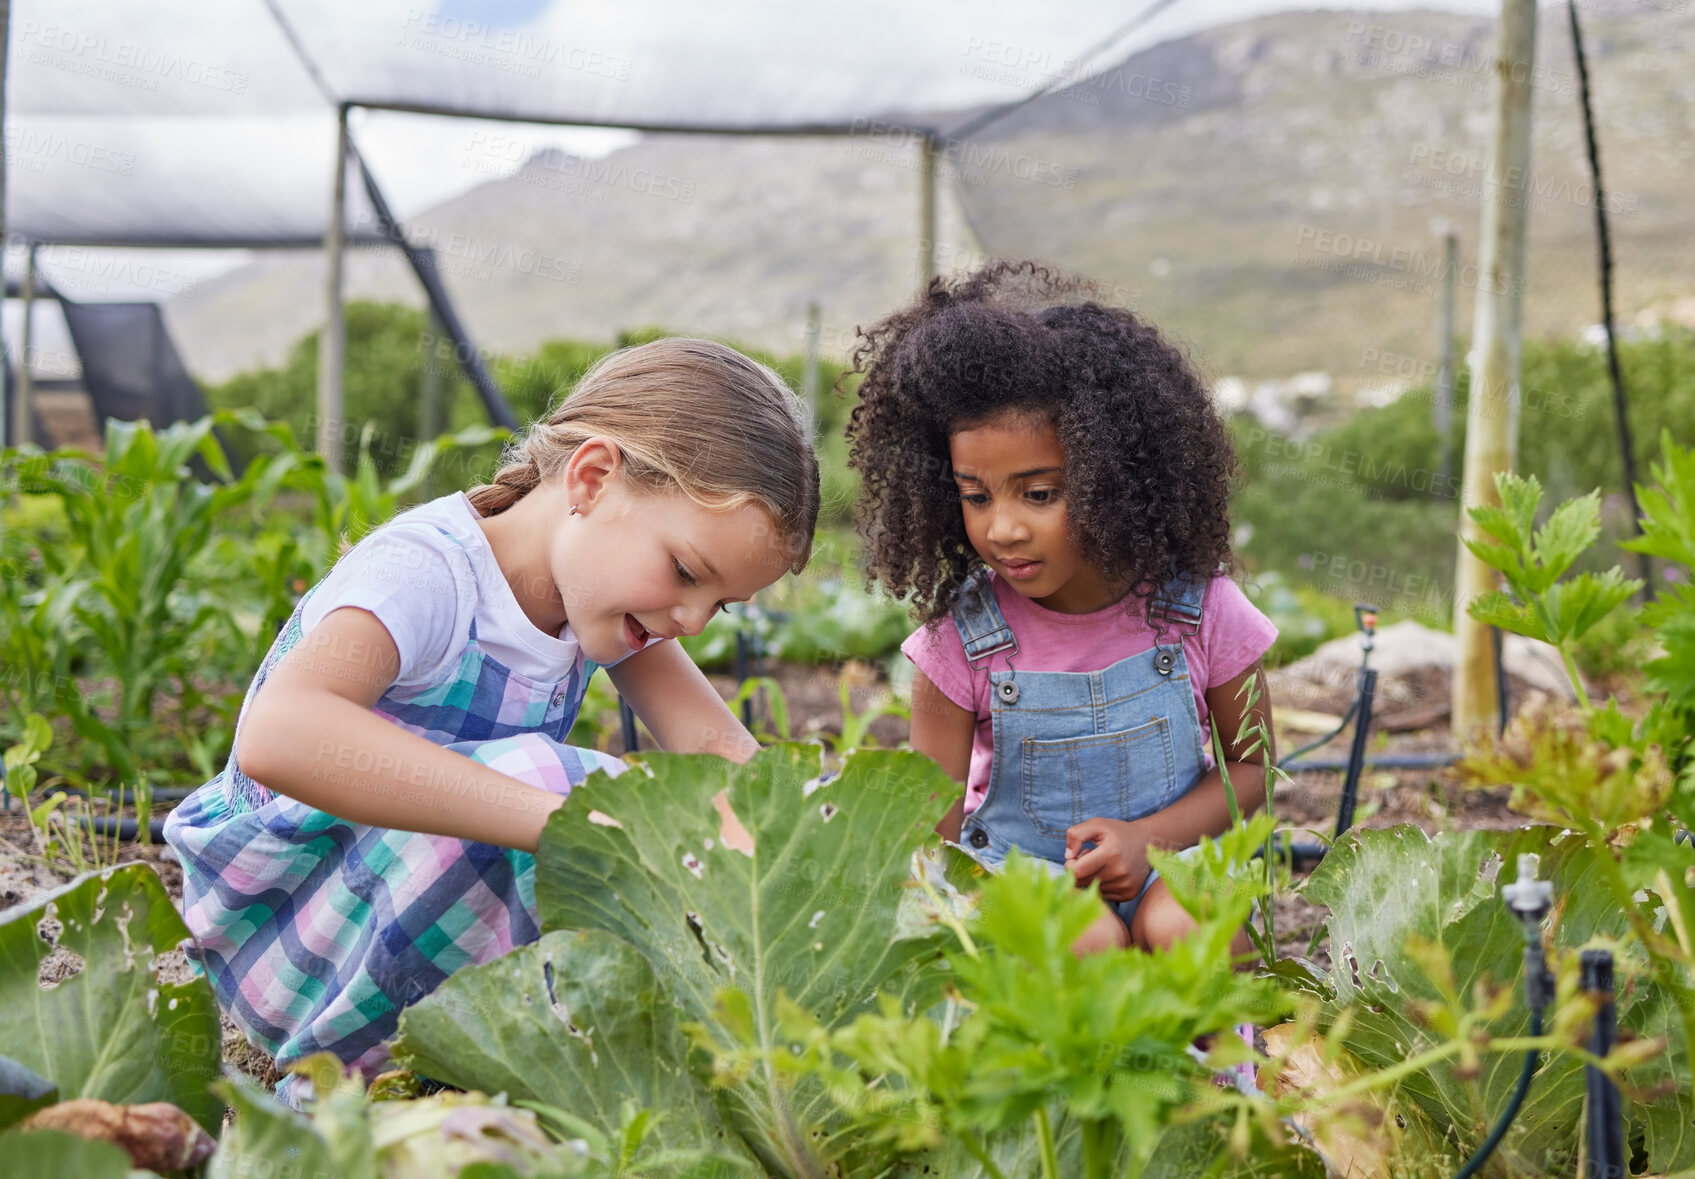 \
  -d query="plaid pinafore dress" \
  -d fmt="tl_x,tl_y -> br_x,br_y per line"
163,524 -> 627,1106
